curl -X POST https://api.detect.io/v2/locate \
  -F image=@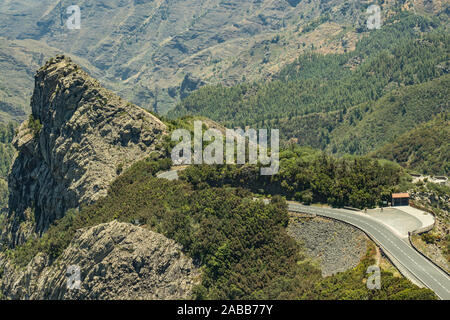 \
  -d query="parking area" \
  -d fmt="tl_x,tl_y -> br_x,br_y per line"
366,206 -> 433,238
